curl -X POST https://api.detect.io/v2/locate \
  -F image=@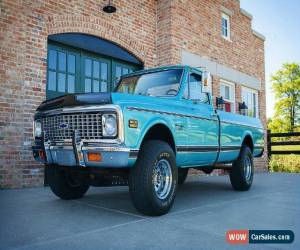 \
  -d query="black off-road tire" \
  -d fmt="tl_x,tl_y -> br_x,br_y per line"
178,168 -> 189,185
46,166 -> 89,200
229,145 -> 254,191
129,140 -> 177,216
